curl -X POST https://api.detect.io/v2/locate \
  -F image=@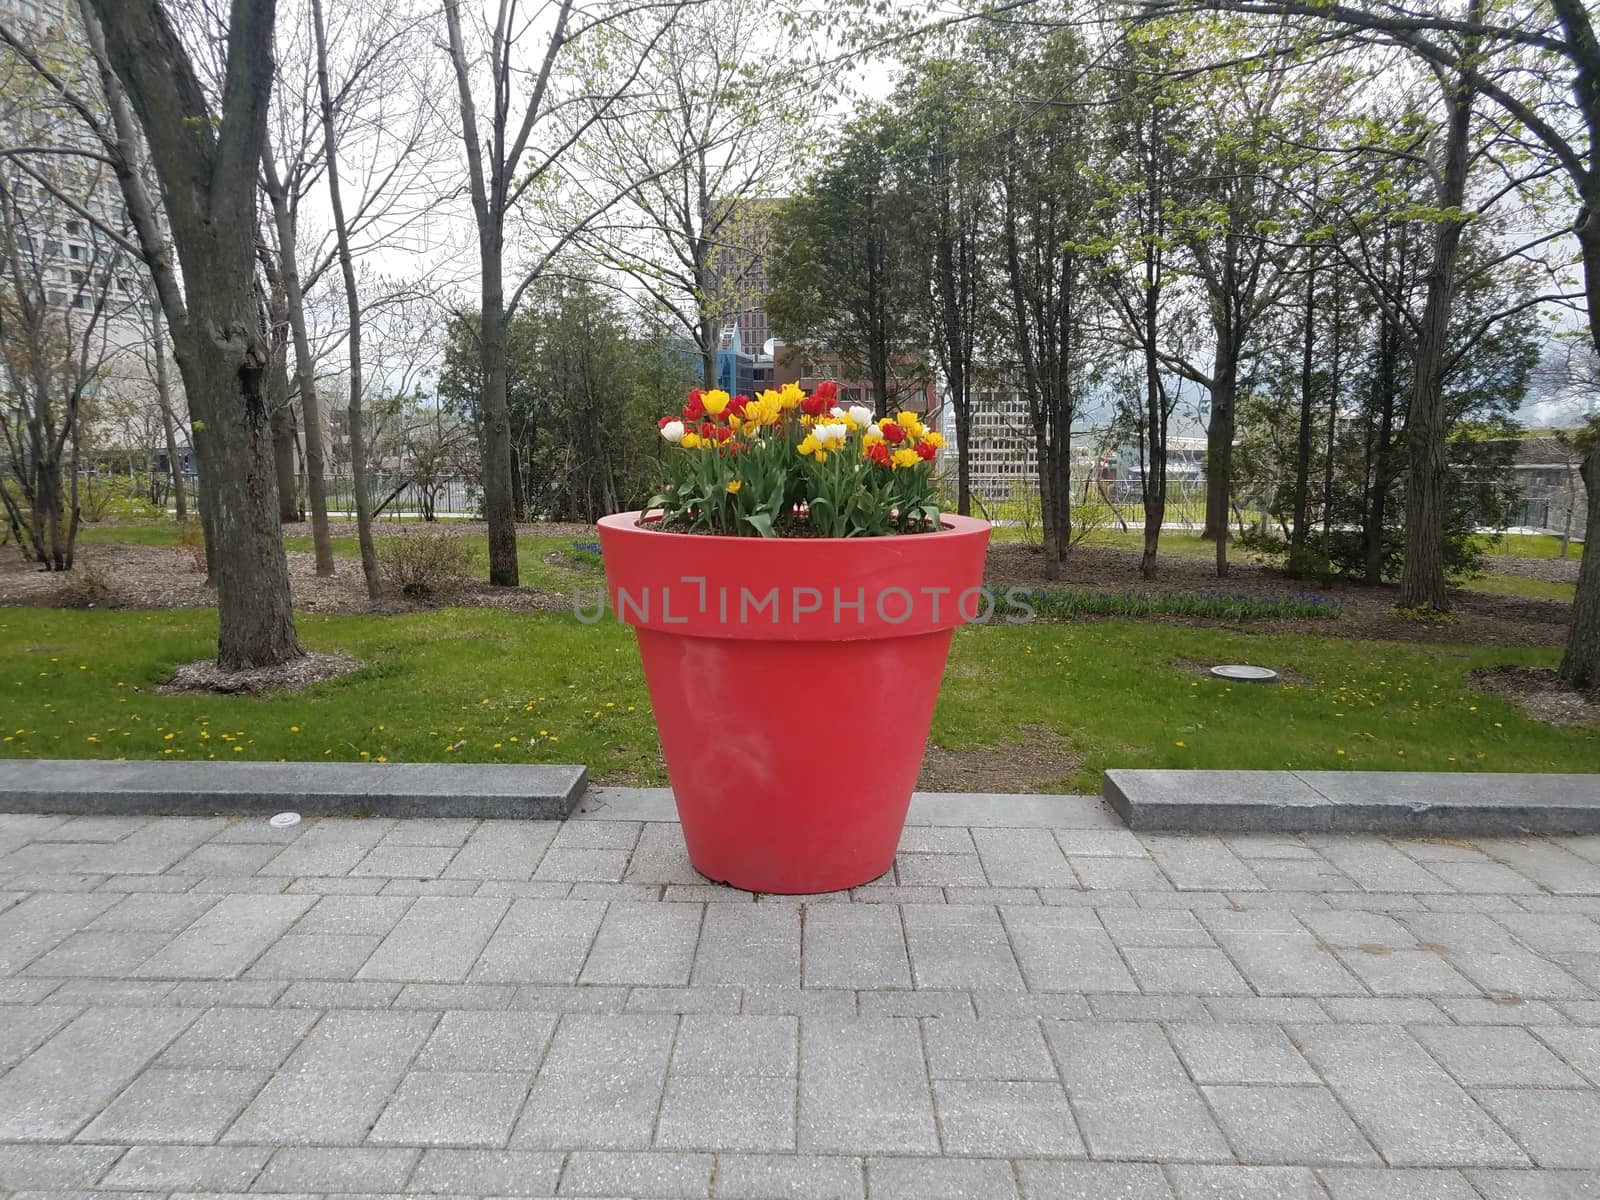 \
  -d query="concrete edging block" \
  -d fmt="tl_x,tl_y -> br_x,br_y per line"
1105,768 -> 1600,835
0,759 -> 588,819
